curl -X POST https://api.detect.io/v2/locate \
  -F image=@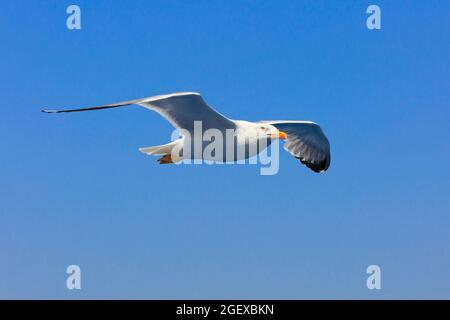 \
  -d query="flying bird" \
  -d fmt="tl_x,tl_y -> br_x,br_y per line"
42,92 -> 331,172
